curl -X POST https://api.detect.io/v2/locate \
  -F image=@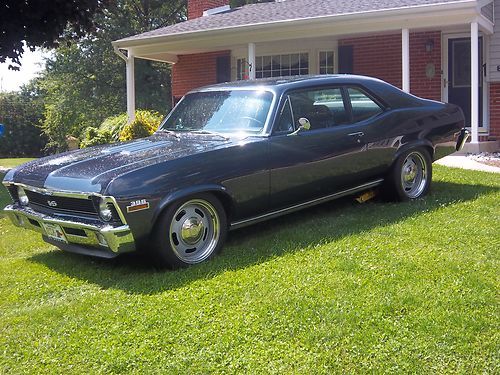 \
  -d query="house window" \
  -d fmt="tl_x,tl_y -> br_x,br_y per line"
237,53 -> 309,80
319,51 -> 335,74
237,58 -> 248,80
